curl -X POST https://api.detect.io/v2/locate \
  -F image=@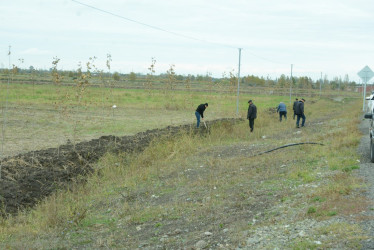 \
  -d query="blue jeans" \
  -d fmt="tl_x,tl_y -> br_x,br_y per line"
195,111 -> 201,128
296,114 -> 306,127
